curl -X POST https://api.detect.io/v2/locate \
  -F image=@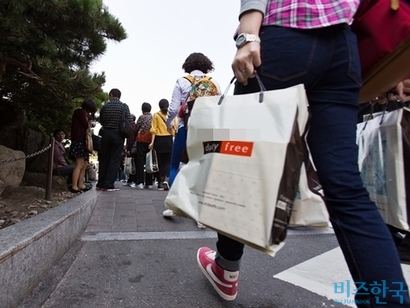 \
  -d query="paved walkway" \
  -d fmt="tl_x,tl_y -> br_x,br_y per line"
18,184 -> 356,308
85,185 -> 200,234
